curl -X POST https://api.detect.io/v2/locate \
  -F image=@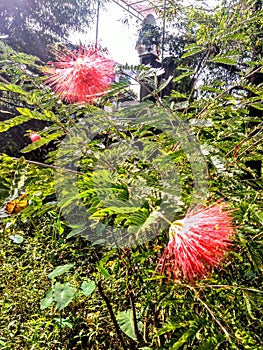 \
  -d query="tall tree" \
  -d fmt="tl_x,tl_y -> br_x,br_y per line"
161,0 -> 262,177
0,0 -> 98,61
246,0 -> 263,177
